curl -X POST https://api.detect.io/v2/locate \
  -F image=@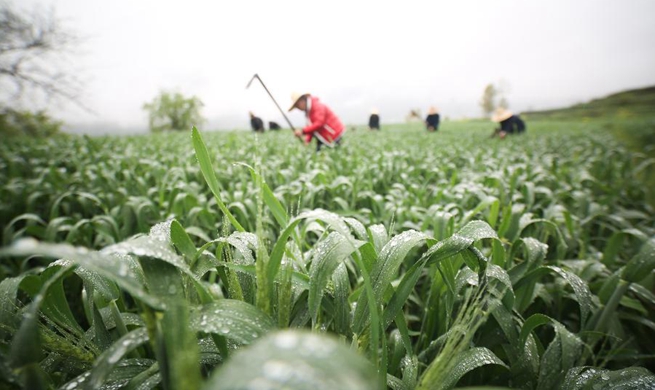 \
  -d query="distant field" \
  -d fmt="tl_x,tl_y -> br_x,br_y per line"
522,86 -> 655,157
1,118 -> 654,389
523,86 -> 655,120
